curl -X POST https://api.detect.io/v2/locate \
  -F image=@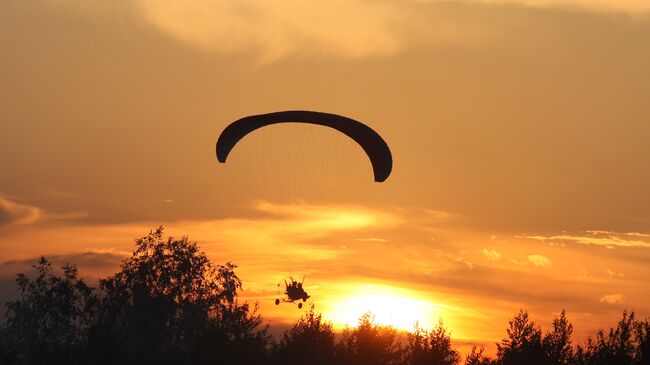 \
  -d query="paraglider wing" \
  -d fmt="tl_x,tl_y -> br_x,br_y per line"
216,110 -> 393,182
